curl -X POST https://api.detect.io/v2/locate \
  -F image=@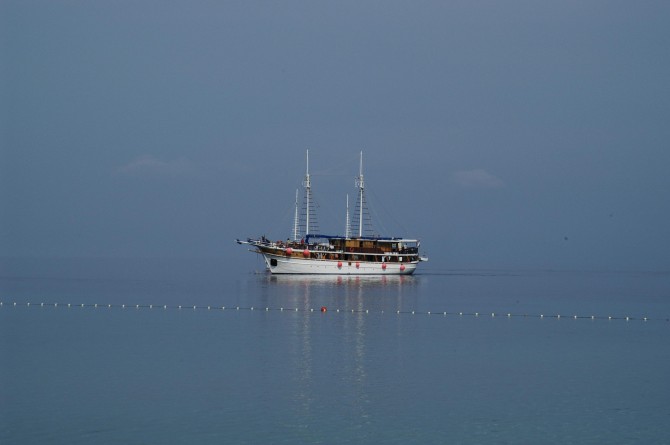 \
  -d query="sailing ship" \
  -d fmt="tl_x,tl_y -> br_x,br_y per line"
237,151 -> 427,275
